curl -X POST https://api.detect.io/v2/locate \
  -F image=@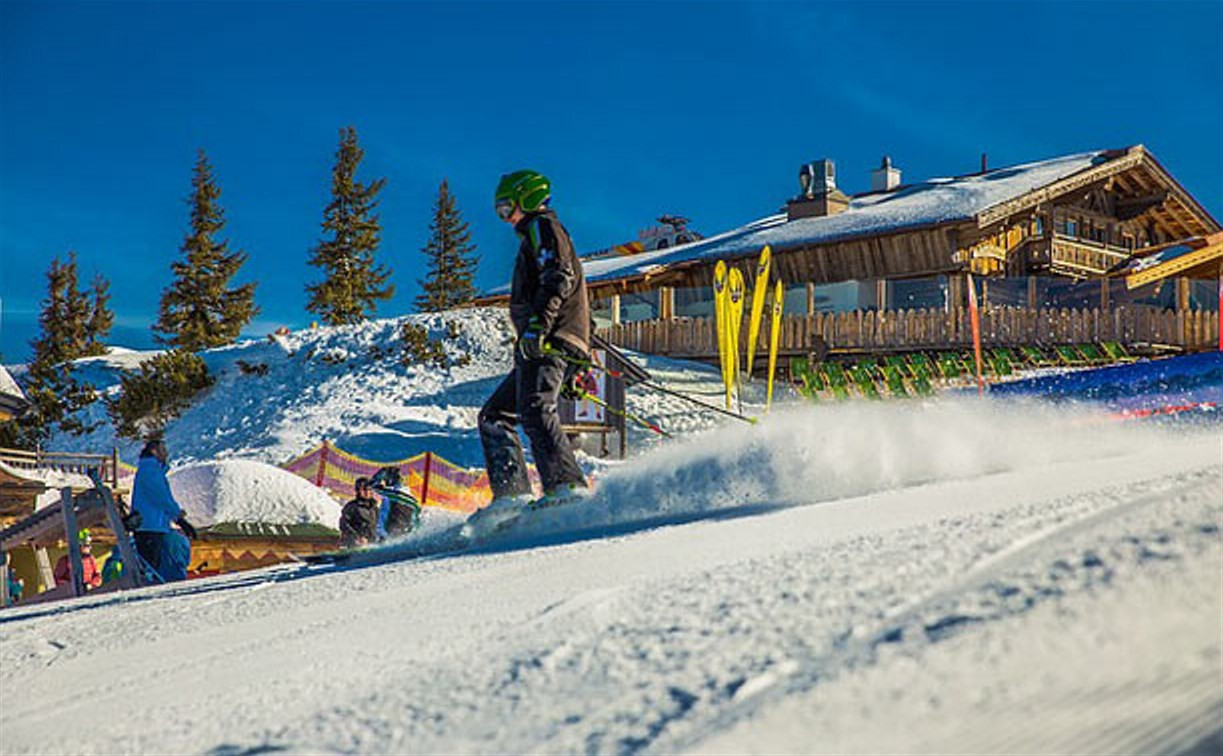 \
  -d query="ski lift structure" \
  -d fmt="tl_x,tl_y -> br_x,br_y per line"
585,215 -> 705,259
